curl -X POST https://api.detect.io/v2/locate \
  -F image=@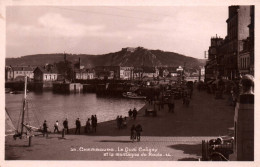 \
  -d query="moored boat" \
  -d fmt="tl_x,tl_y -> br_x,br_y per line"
122,92 -> 146,99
